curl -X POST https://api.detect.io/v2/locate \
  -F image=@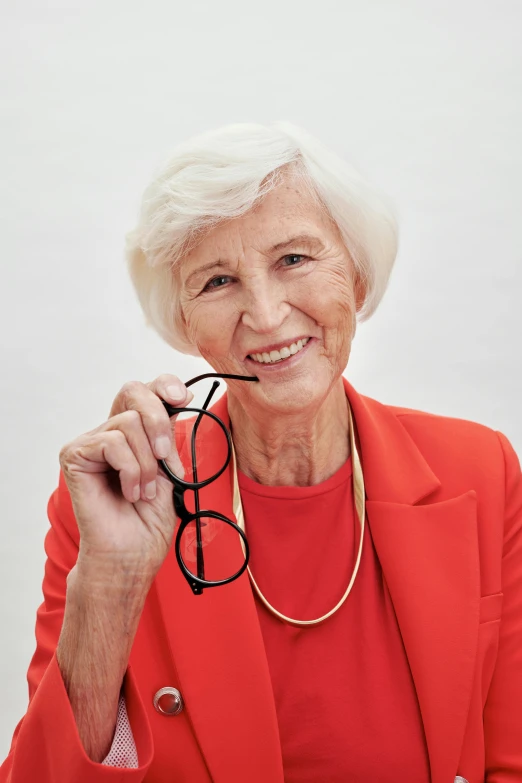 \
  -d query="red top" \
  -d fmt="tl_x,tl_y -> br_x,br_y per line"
238,456 -> 431,783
